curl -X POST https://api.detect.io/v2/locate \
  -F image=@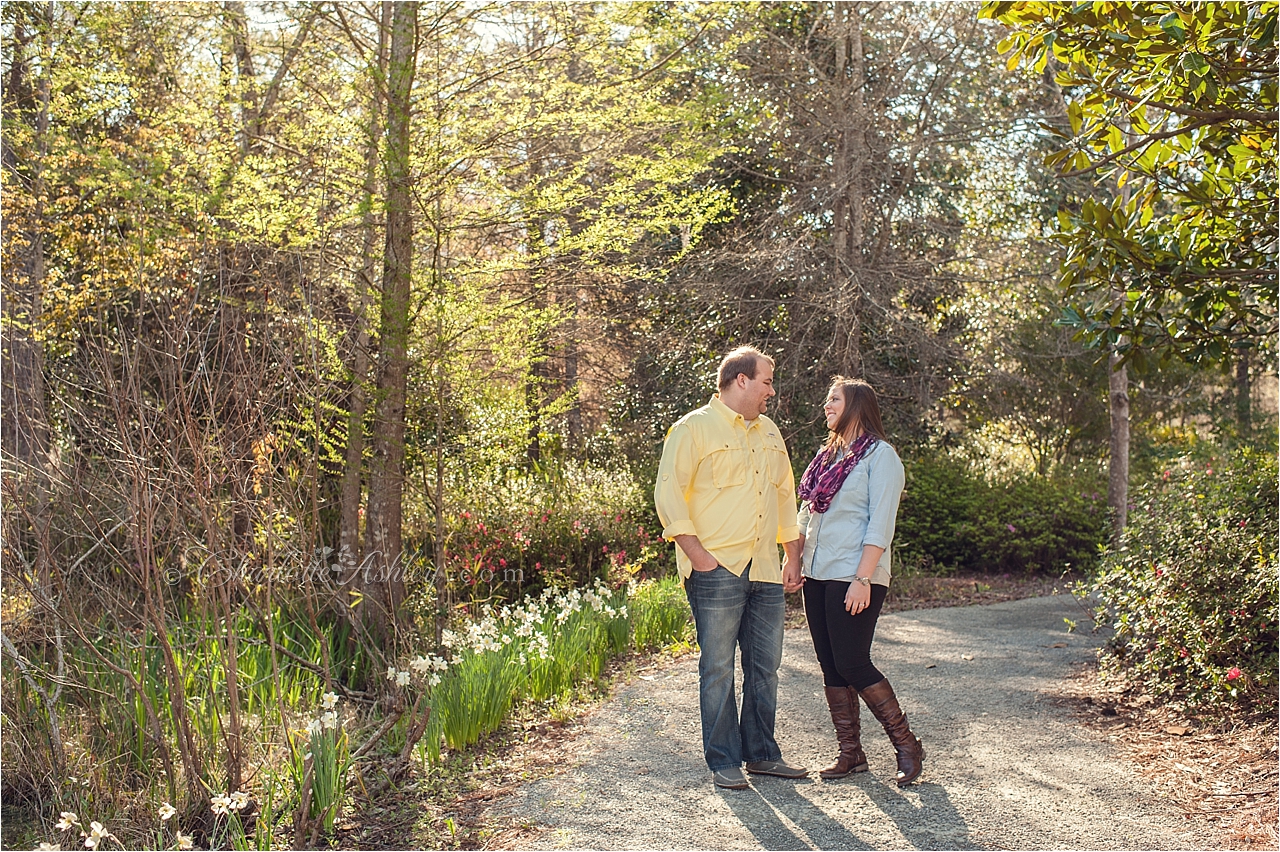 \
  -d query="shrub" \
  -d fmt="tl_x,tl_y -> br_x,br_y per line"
1085,446 -> 1279,711
895,456 -> 1108,574
894,456 -> 980,571
430,460 -> 662,602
